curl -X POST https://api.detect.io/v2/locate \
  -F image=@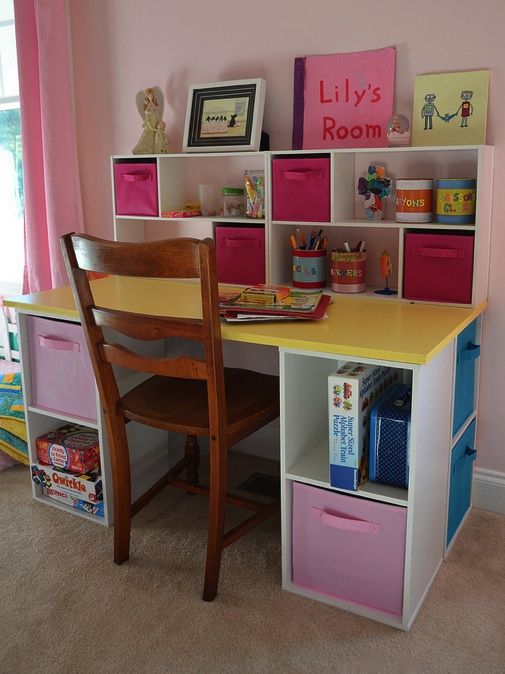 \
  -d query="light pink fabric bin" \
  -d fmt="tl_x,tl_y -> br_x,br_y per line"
27,317 -> 97,422
272,157 -> 330,222
114,161 -> 158,216
292,482 -> 406,615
